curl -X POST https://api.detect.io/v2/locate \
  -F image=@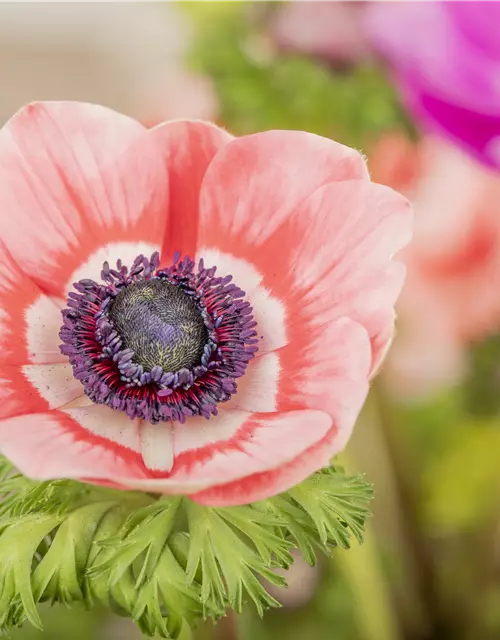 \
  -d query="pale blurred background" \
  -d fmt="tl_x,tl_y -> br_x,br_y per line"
0,3 -> 216,125
5,2 -> 500,640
